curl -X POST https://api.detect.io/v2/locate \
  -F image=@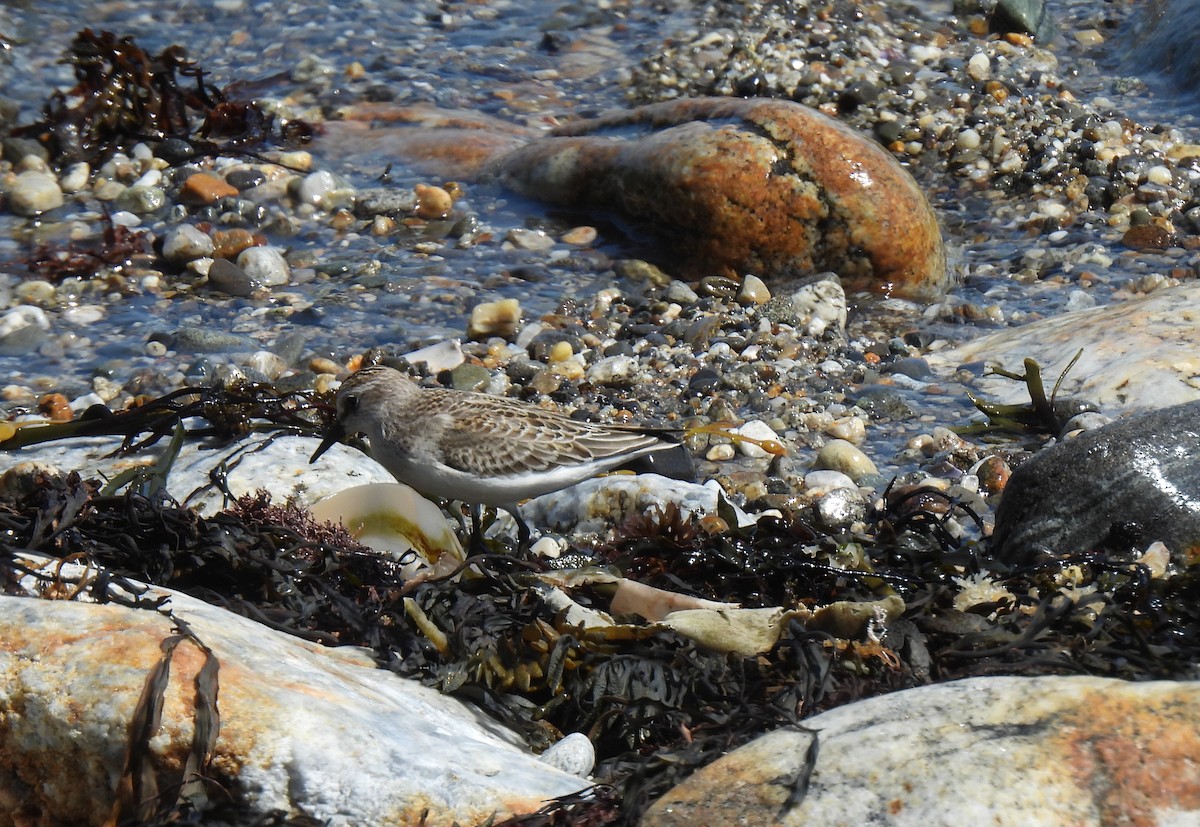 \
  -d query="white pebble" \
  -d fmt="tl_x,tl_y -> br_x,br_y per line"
237,246 -> 291,286
967,52 -> 990,81
10,171 -> 64,216
956,128 -> 981,151
1145,165 -> 1172,186
705,443 -> 736,461
58,162 -> 91,194
732,420 -> 780,459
